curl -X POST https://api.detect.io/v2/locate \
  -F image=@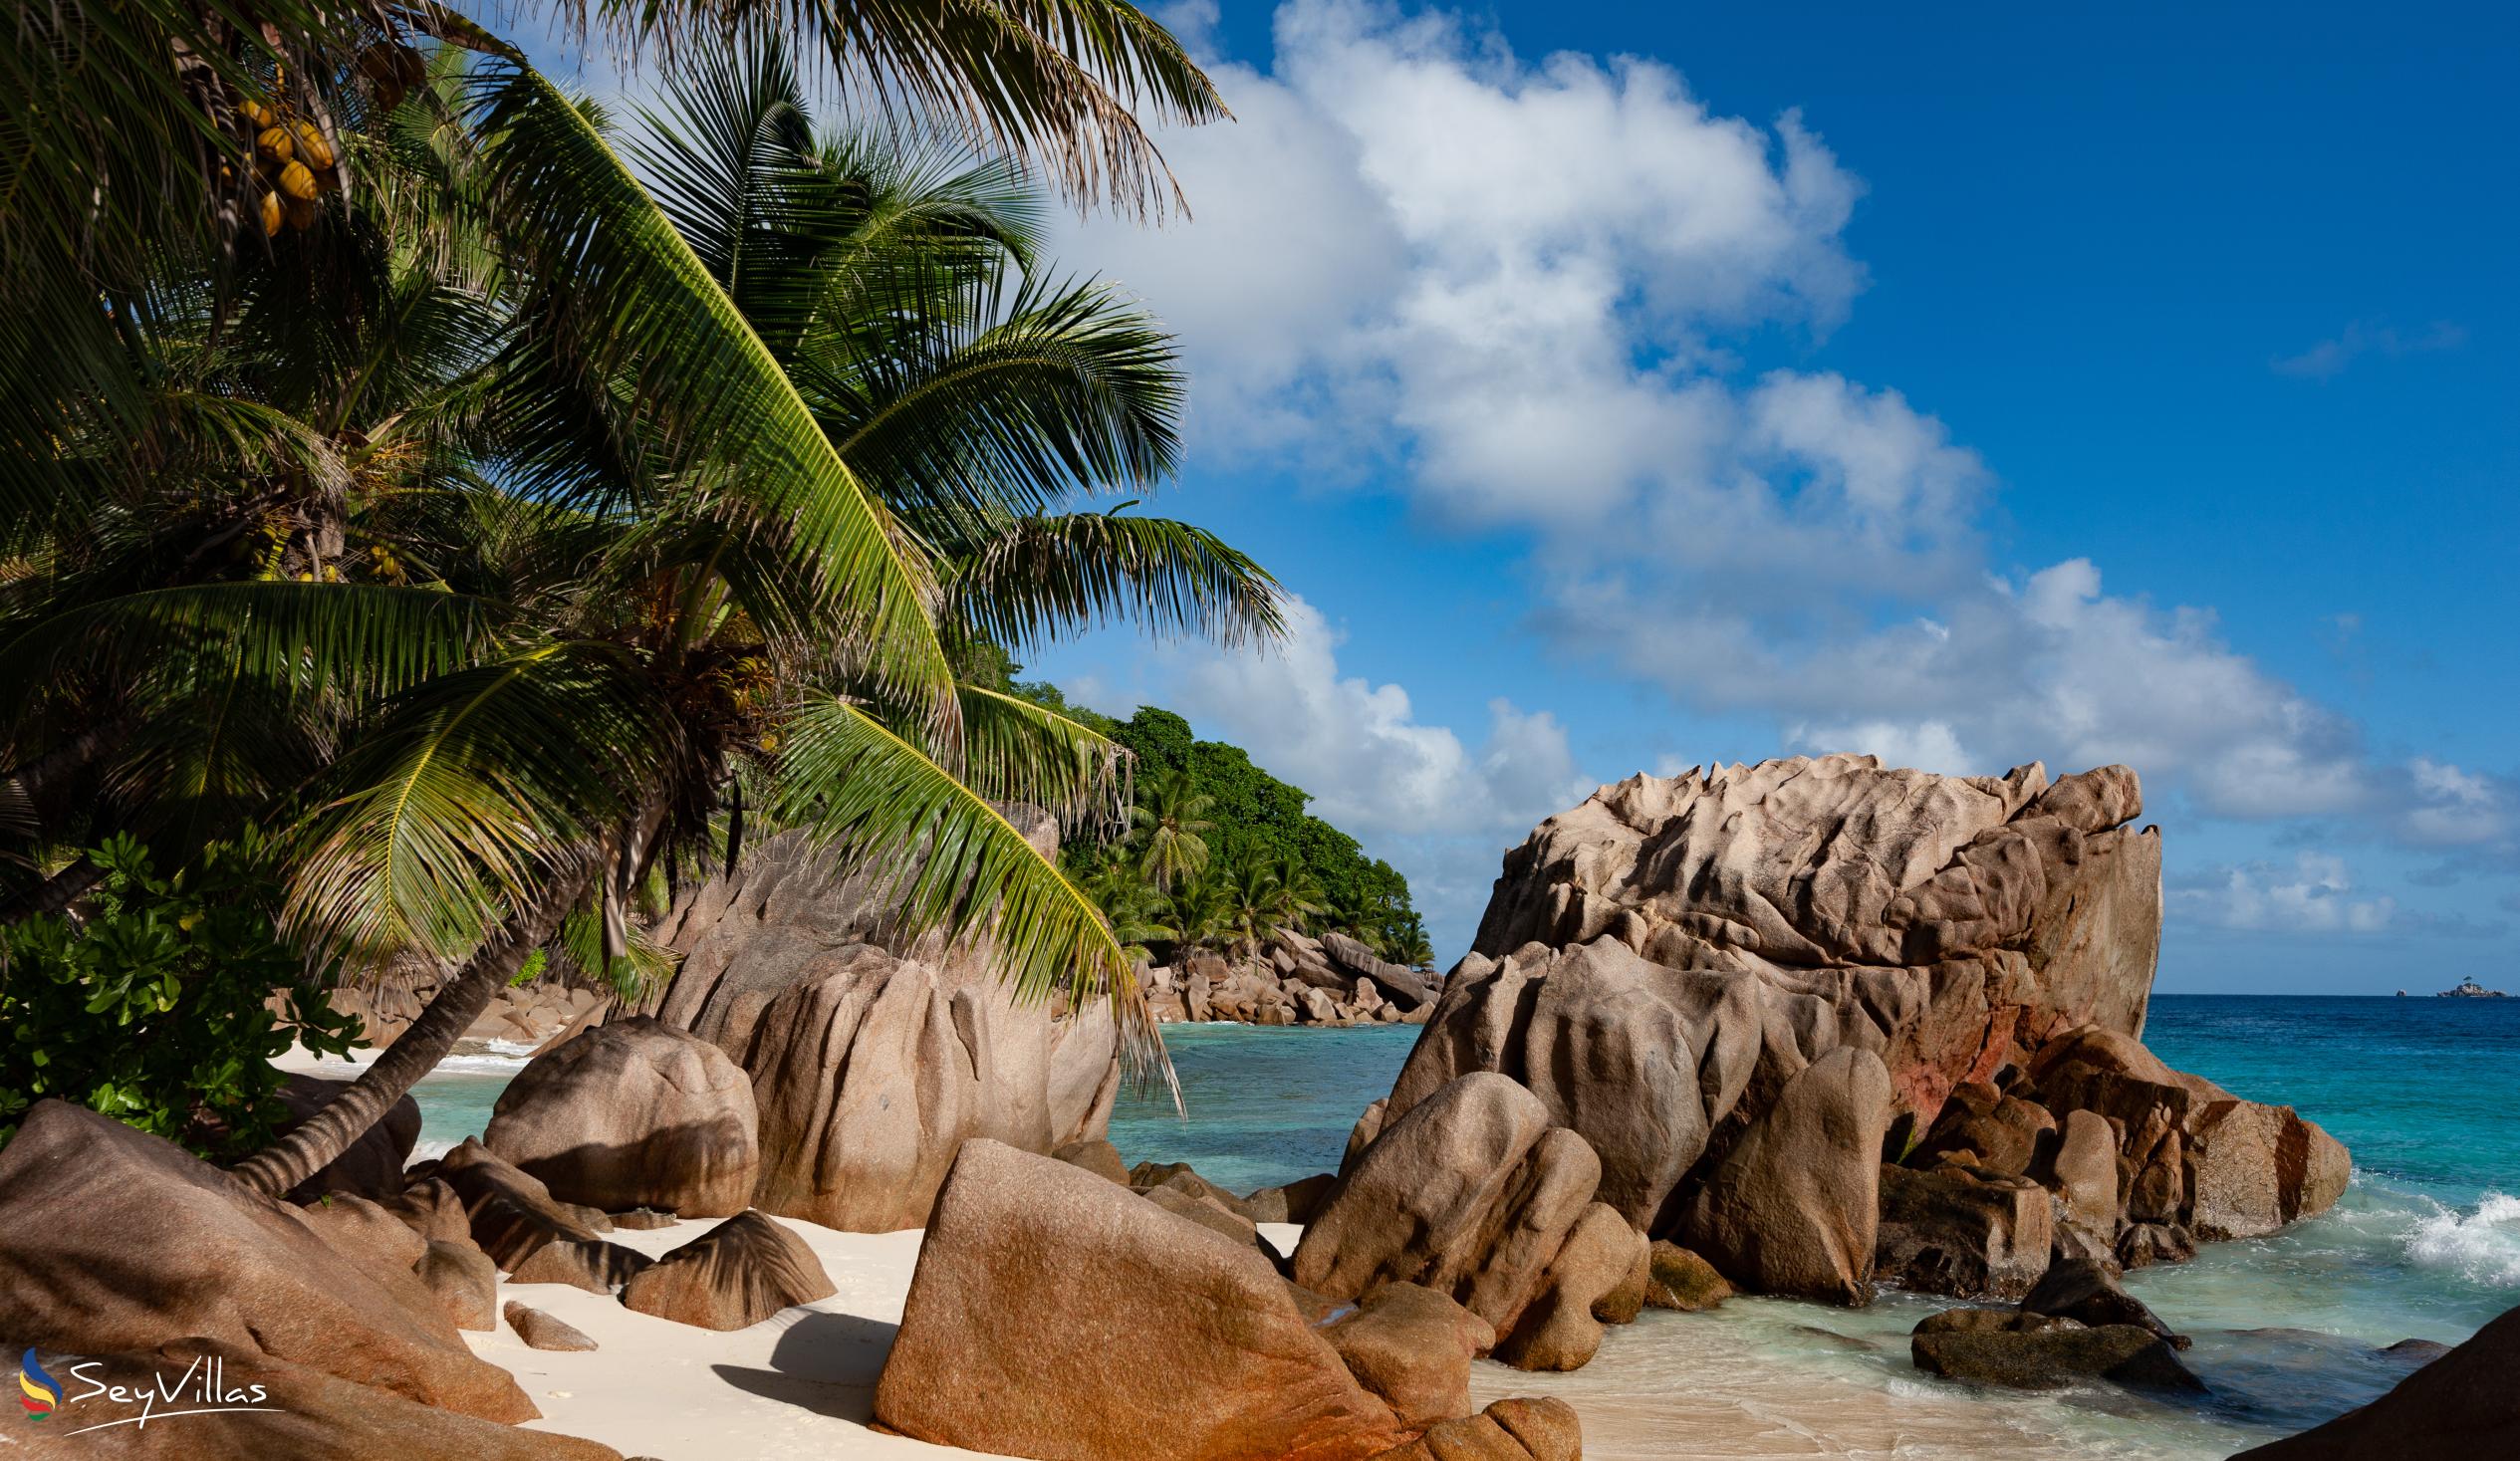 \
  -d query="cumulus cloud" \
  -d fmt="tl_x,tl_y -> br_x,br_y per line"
1061,0 -> 2511,859
2171,852 -> 2395,933
1154,596 -> 1589,840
